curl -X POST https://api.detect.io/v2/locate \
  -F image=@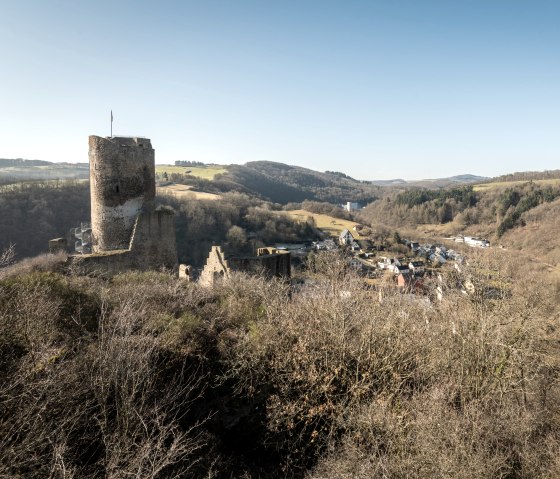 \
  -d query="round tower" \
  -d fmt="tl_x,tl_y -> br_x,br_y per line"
89,135 -> 155,252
